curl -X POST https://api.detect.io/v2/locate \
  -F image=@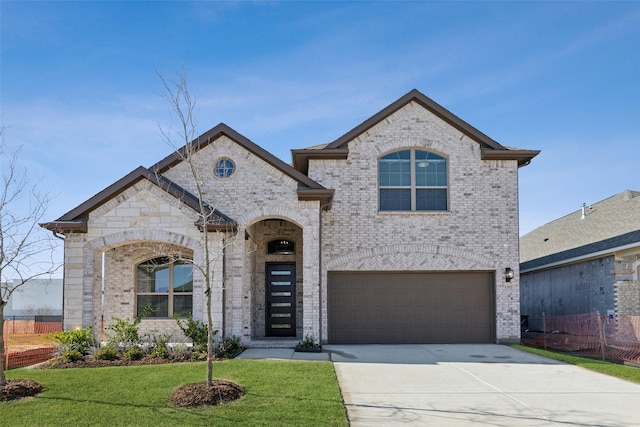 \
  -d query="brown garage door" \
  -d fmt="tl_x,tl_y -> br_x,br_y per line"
327,271 -> 494,344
